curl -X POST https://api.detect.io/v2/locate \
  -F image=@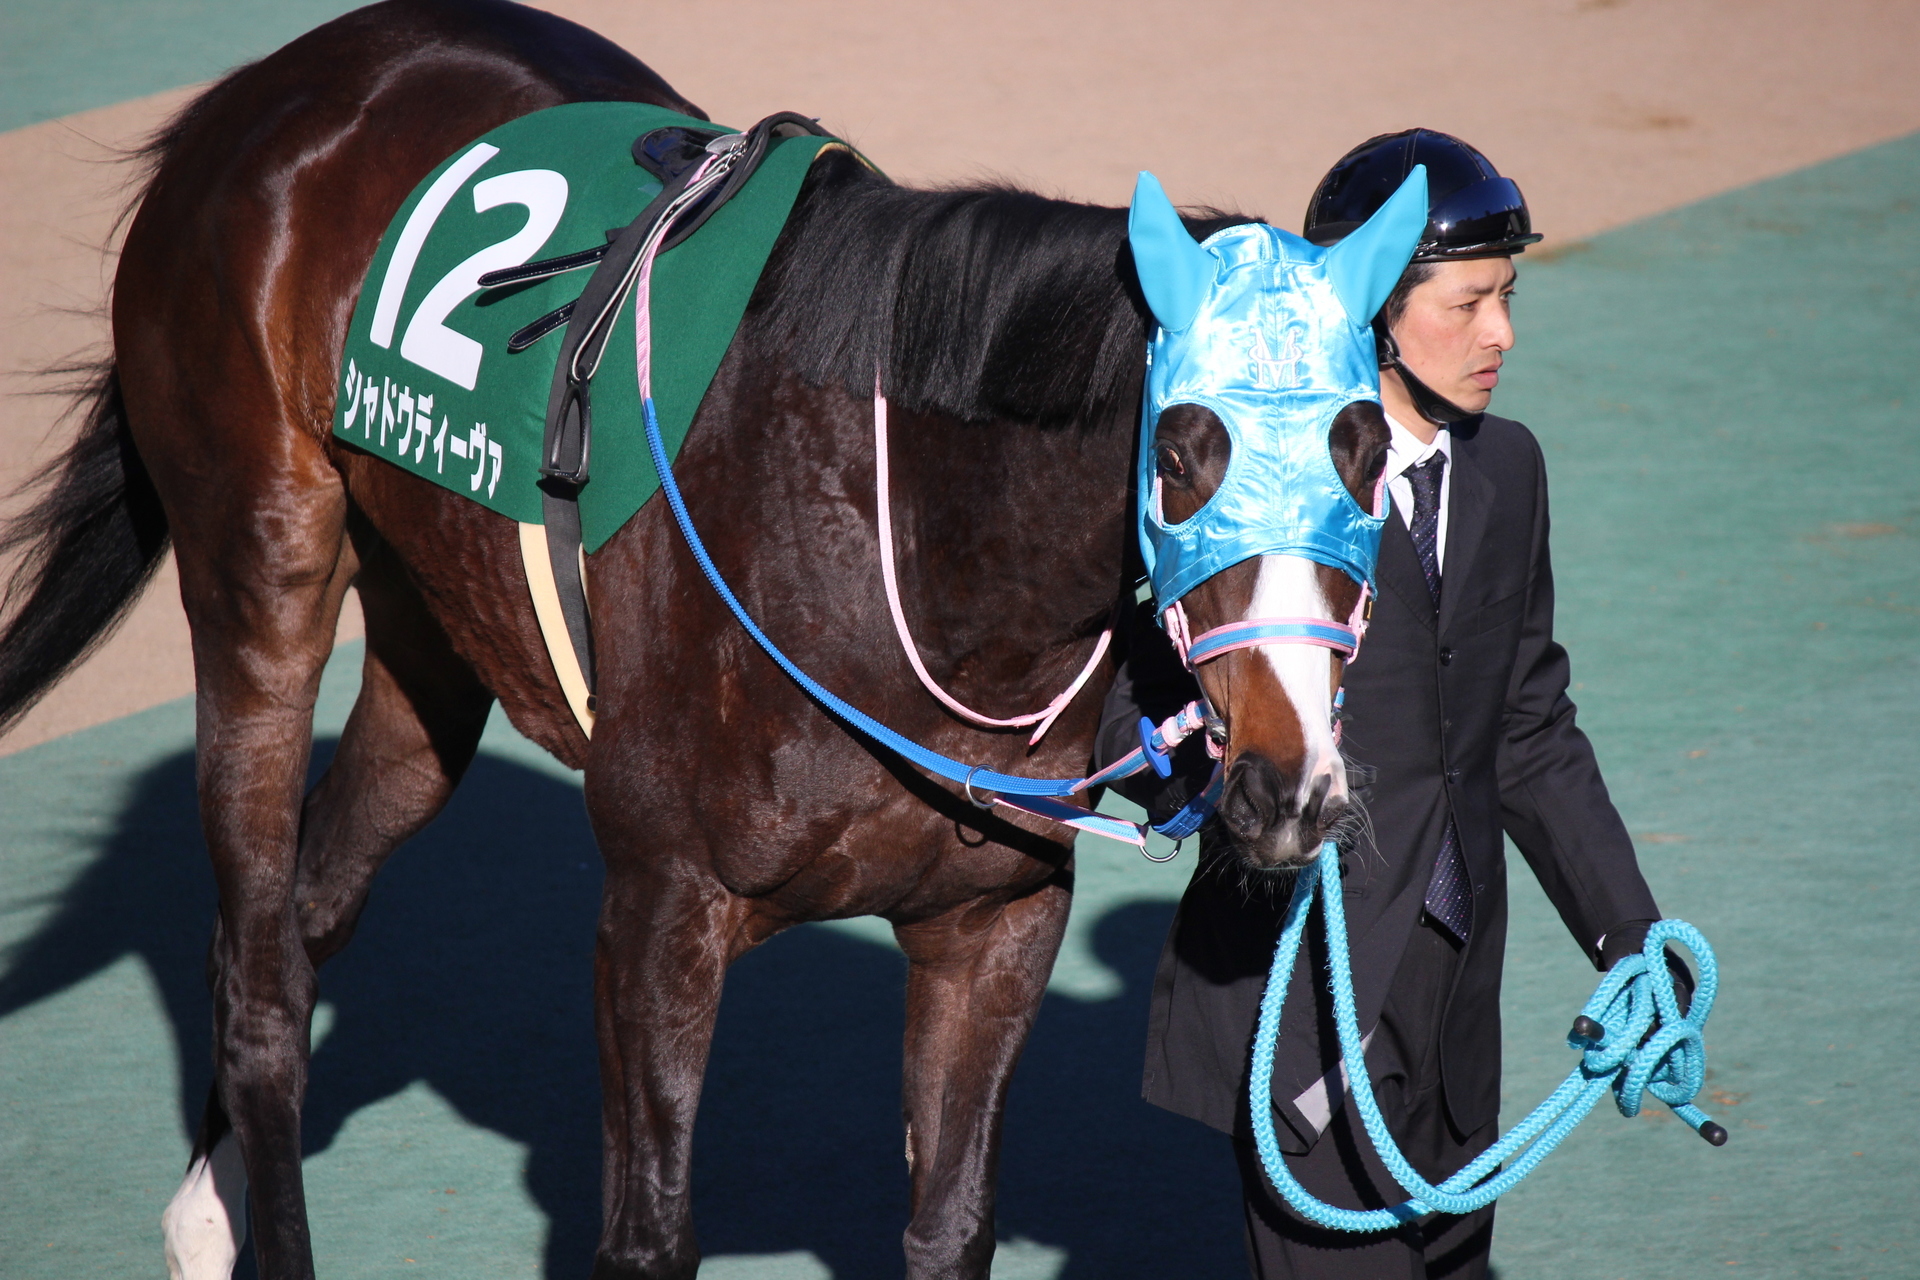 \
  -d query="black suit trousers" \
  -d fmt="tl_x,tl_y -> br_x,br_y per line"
1237,915 -> 1495,1280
